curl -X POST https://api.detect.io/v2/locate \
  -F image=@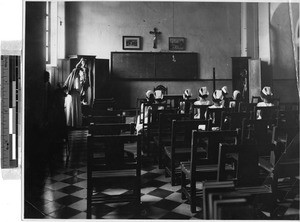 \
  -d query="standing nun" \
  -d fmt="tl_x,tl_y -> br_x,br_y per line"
63,58 -> 86,128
